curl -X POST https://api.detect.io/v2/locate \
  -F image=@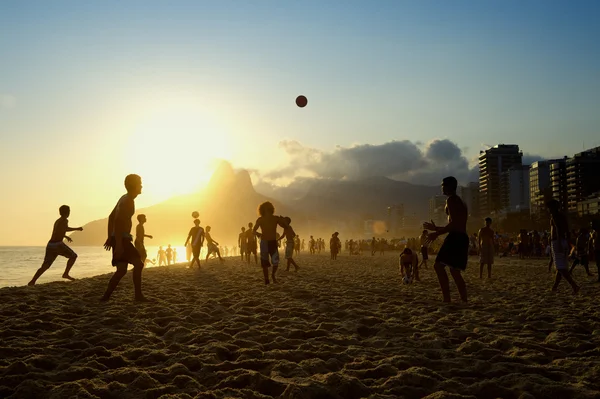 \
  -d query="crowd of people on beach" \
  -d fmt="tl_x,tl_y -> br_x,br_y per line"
27,173 -> 600,303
